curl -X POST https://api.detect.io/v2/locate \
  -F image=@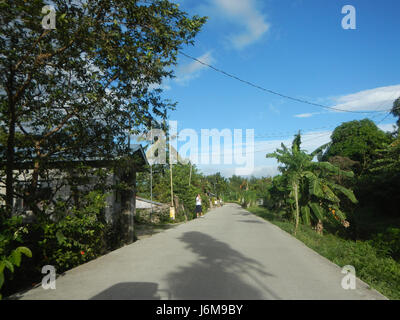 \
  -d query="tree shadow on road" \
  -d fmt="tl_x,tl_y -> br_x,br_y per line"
165,231 -> 280,299
236,219 -> 265,224
233,211 -> 252,216
90,282 -> 168,300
